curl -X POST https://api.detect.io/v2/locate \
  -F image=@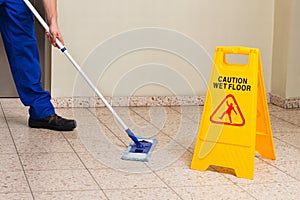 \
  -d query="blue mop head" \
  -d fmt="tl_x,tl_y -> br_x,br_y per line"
121,138 -> 158,162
